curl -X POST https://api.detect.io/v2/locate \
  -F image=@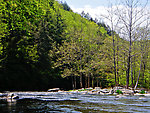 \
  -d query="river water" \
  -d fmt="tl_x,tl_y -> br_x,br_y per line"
0,91 -> 150,113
